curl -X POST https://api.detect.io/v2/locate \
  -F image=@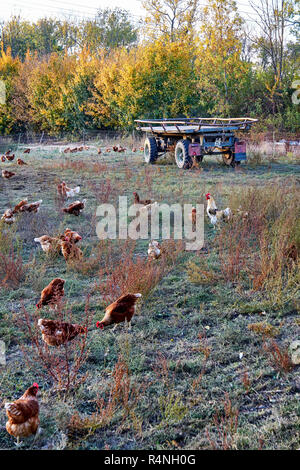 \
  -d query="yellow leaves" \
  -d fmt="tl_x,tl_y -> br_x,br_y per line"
88,39 -> 198,128
21,51 -> 99,133
195,0 -> 246,94
0,48 -> 20,78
